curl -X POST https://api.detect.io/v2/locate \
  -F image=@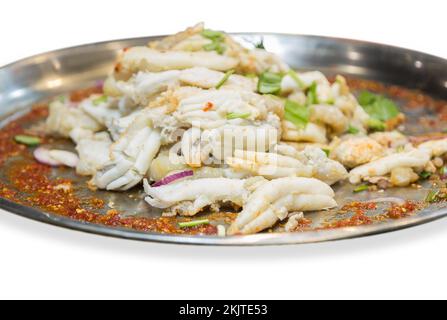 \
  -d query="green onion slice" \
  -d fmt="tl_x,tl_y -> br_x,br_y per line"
322,148 -> 330,157
287,70 -> 306,89
306,82 -> 319,105
14,135 -> 41,146
425,190 -> 440,203
93,95 -> 108,106
366,118 -> 386,132
226,112 -> 251,120
347,125 -> 360,134
178,219 -> 210,228
216,70 -> 235,89
257,72 -> 283,95
203,41 -> 226,54
353,185 -> 369,193
419,171 -> 432,180
284,100 -> 309,129
201,29 -> 224,40
202,29 -> 226,54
